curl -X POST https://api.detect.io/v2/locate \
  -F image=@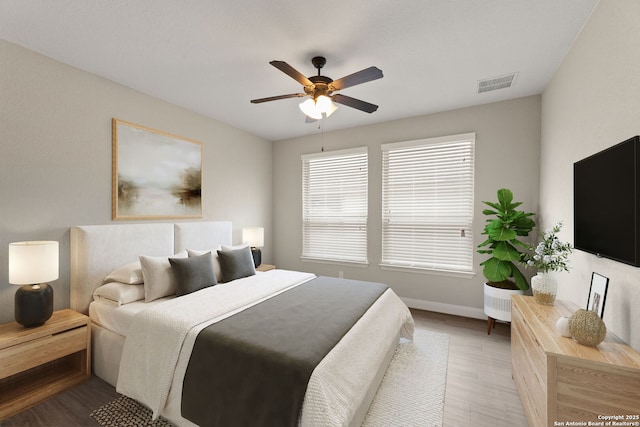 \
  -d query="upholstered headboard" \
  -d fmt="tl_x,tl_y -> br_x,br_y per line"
70,221 -> 232,314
